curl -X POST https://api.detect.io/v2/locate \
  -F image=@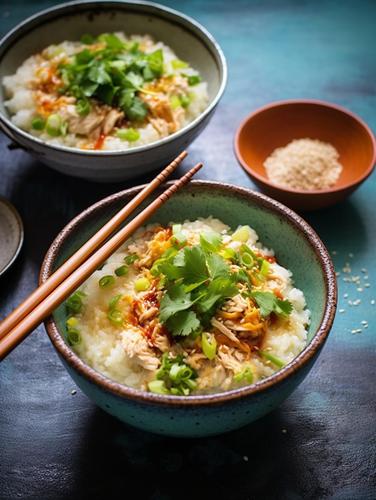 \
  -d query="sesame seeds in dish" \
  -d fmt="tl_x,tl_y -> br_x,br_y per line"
65,217 -> 310,396
264,138 -> 343,191
2,33 -> 208,151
